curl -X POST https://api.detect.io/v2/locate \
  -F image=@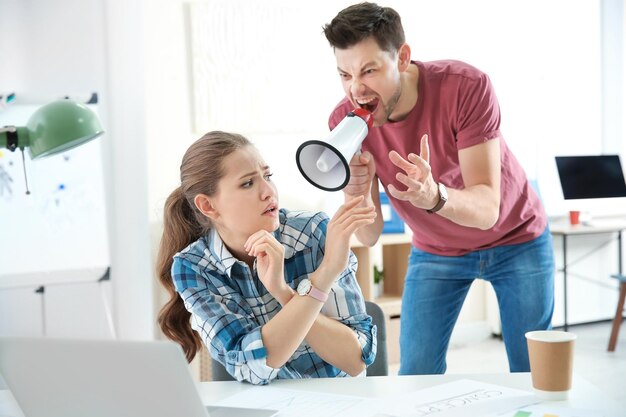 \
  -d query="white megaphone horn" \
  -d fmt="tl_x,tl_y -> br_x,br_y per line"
296,108 -> 373,191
